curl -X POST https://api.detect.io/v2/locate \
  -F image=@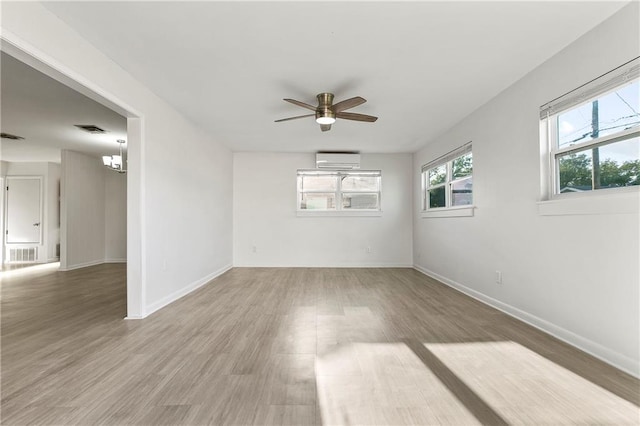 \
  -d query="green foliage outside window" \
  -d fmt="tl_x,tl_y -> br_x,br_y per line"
559,152 -> 640,191
452,154 -> 473,179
